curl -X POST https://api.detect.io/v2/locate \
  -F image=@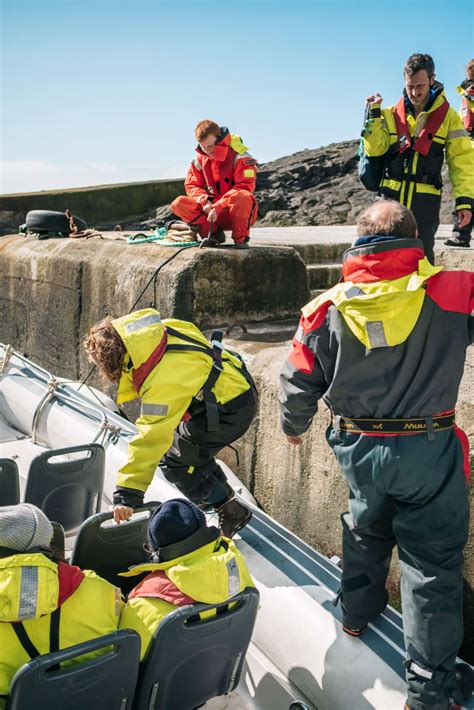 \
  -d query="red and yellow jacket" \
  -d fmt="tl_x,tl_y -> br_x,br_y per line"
0,553 -> 123,707
185,127 -> 257,218
280,237 -> 474,434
